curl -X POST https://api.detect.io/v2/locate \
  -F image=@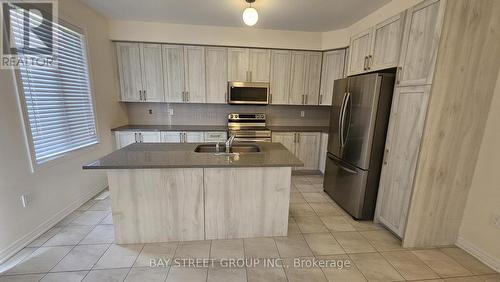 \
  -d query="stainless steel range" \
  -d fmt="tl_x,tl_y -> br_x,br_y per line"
227,113 -> 272,142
